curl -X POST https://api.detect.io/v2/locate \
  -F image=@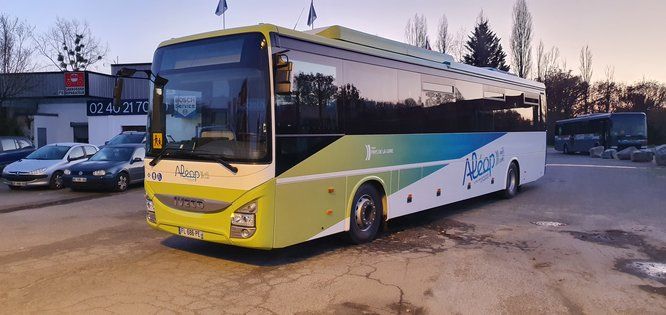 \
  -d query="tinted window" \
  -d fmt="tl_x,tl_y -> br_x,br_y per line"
90,147 -> 135,161
69,146 -> 85,160
1,139 -> 17,151
275,51 -> 342,135
26,146 -> 71,160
